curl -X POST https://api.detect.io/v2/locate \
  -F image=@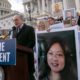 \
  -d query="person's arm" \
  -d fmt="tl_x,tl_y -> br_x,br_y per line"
26,27 -> 35,49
